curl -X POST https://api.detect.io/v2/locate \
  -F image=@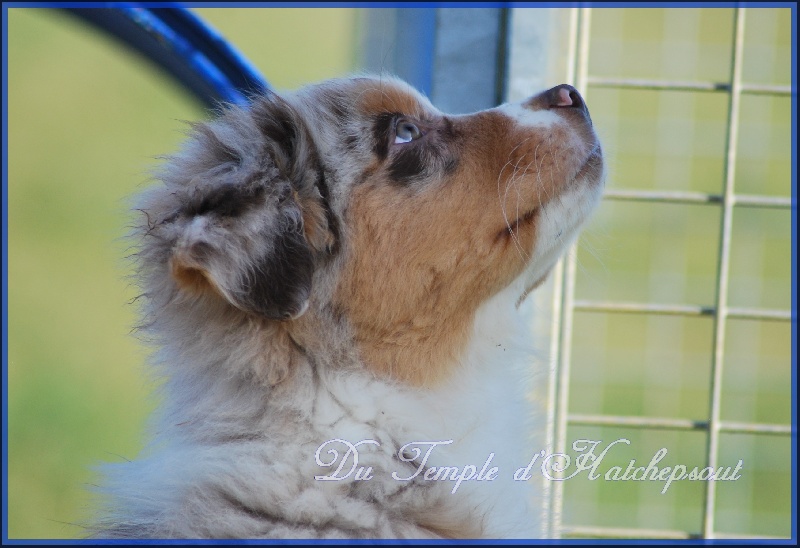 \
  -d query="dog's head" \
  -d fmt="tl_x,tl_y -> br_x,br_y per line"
136,76 -> 604,386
